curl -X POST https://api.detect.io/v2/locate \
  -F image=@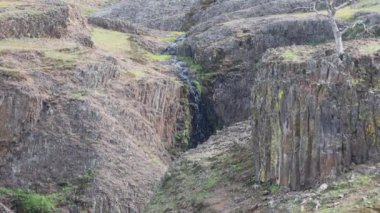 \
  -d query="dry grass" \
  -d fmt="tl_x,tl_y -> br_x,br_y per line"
0,38 -> 79,51
358,42 -> 380,55
279,47 -> 314,62
337,0 -> 380,21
